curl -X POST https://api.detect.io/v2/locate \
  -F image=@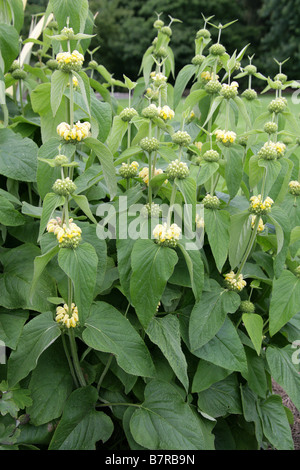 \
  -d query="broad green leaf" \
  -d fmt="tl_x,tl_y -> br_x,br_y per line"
50,0 -> 89,33
258,159 -> 281,198
82,301 -> 155,377
38,192 -> 65,241
0,195 -> 24,226
0,128 -> 38,182
73,70 -> 91,116
0,244 -> 56,313
7,312 -> 61,388
242,346 -> 268,398
173,64 -> 196,109
204,208 -> 230,271
50,70 -> 70,116
242,314 -> 263,355
71,193 -> 97,223
177,244 -> 204,302
130,379 -> 215,450
107,115 -> 128,154
192,359 -> 231,393
0,24 -> 19,73
258,395 -> 294,450
266,346 -> 300,411
30,245 -> 60,300
193,316 -> 248,374
197,161 -> 219,185
84,137 -> 117,200
49,386 -> 113,450
58,243 -> 98,322
90,95 -> 112,143
0,308 -> 28,350
183,89 -> 206,111
240,385 -> 263,445
146,314 -> 188,391
224,146 -> 244,198
197,374 -> 242,418
229,211 -> 252,269
27,342 -> 74,426
130,239 -> 178,328
269,270 -> 300,336
189,288 -> 240,350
